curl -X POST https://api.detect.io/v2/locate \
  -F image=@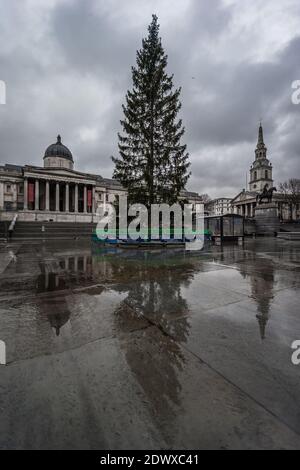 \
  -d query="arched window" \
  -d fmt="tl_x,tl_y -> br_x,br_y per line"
265,170 -> 268,179
254,171 -> 257,180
